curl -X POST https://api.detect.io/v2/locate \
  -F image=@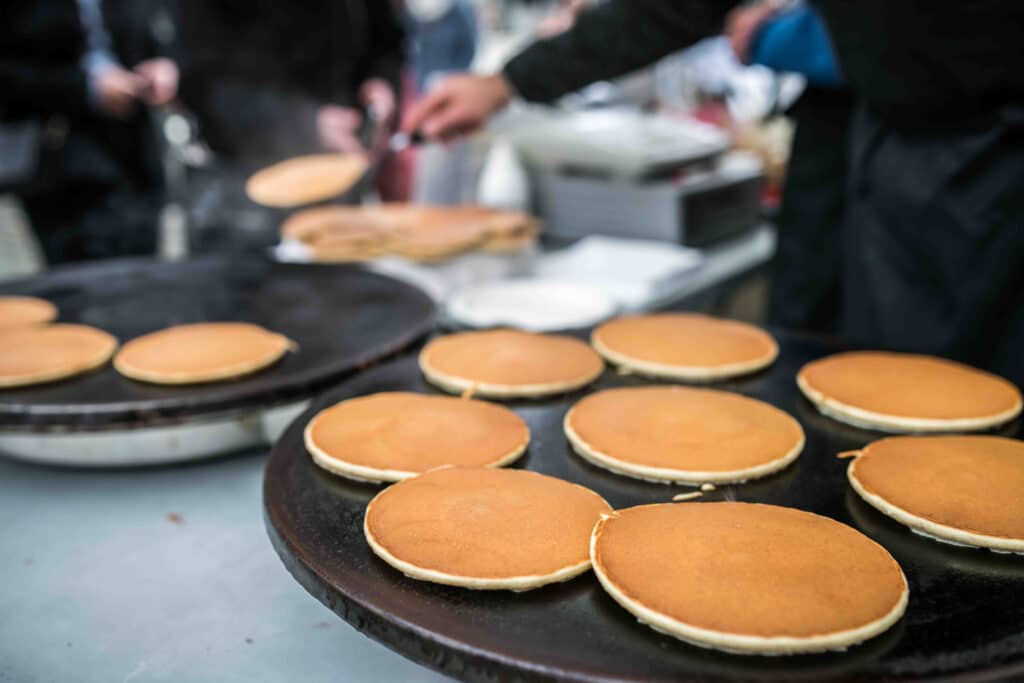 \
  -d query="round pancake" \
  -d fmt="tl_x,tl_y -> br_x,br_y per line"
246,154 -> 368,208
564,386 -> 804,484
305,392 -> 530,482
0,296 -> 58,330
591,502 -> 908,654
365,467 -> 611,590
0,324 -> 118,388
848,435 -> 1024,553
591,314 -> 778,381
798,351 -> 1022,432
419,329 -> 605,398
114,322 -> 293,385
